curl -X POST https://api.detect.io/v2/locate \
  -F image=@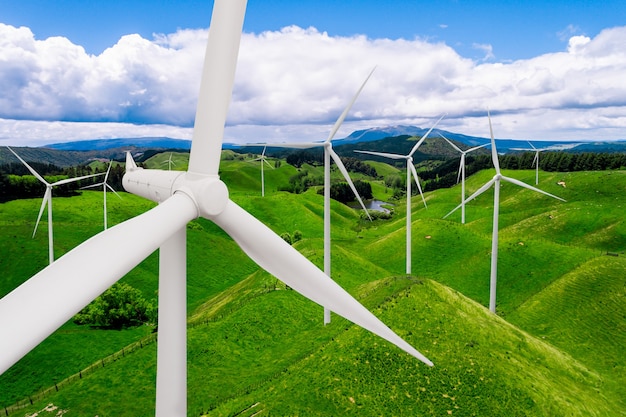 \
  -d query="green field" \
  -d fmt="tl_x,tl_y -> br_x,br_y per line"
1,155 -> 624,416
